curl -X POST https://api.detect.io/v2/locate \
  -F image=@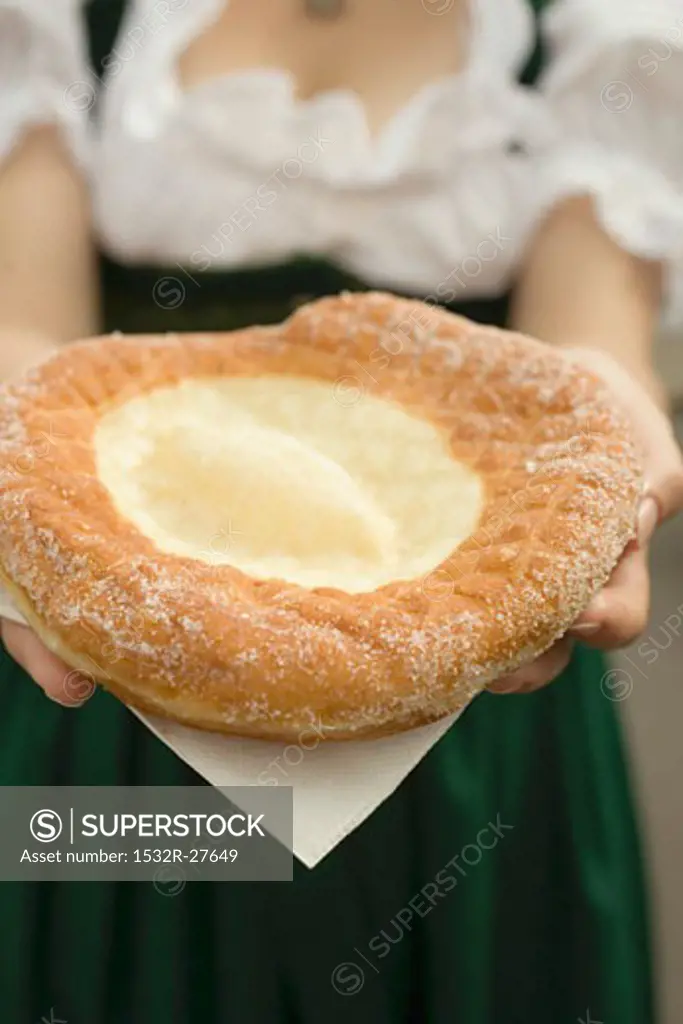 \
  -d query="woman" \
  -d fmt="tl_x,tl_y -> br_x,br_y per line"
1,0 -> 682,1021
